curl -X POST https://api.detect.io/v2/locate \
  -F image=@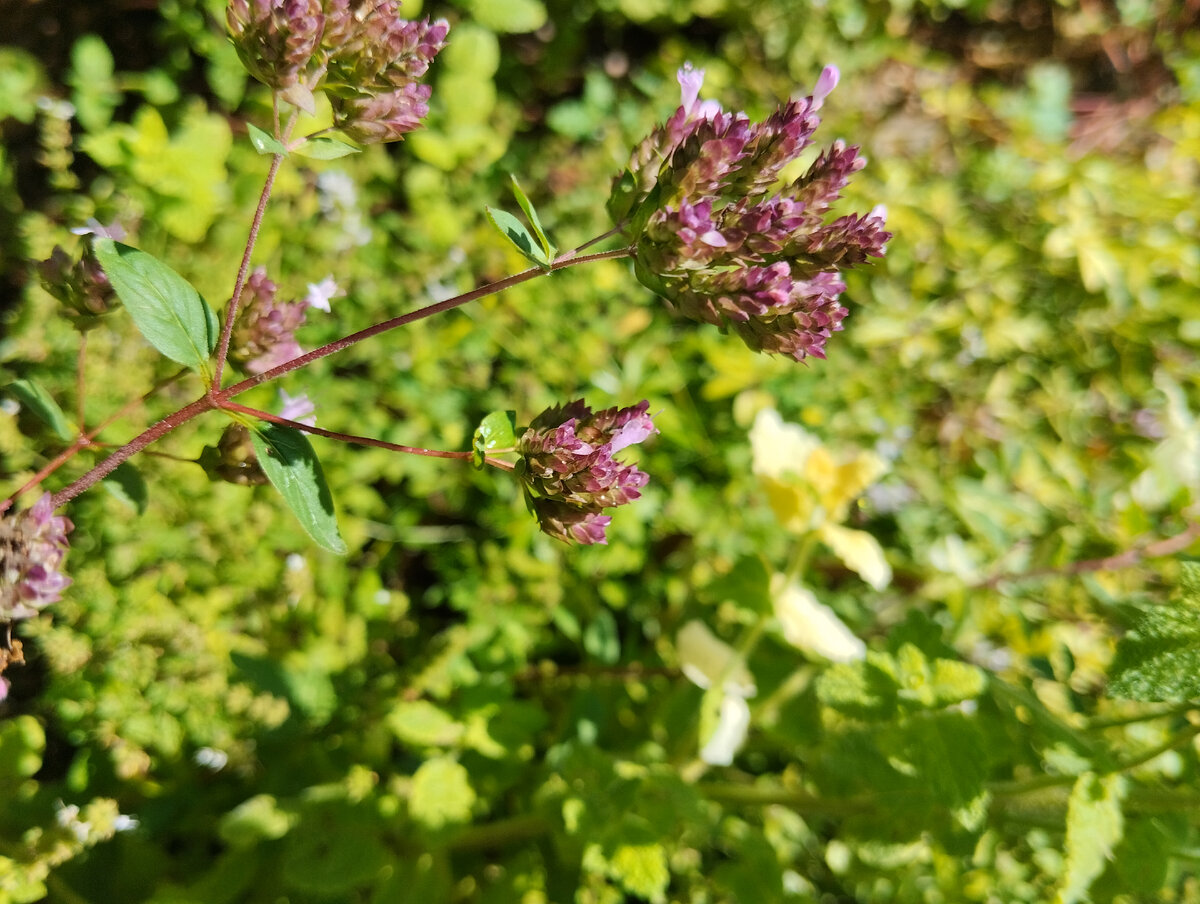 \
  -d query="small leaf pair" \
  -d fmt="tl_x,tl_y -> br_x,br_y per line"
486,175 -> 557,269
